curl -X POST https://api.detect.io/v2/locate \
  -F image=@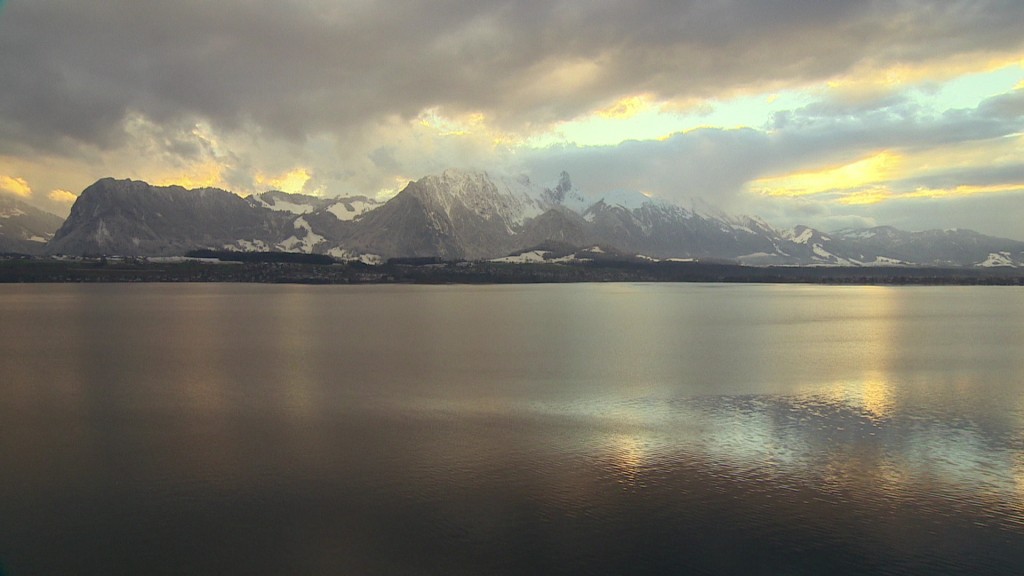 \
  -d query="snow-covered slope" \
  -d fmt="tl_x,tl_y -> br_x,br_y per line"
247,190 -> 326,214
326,197 -> 381,221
